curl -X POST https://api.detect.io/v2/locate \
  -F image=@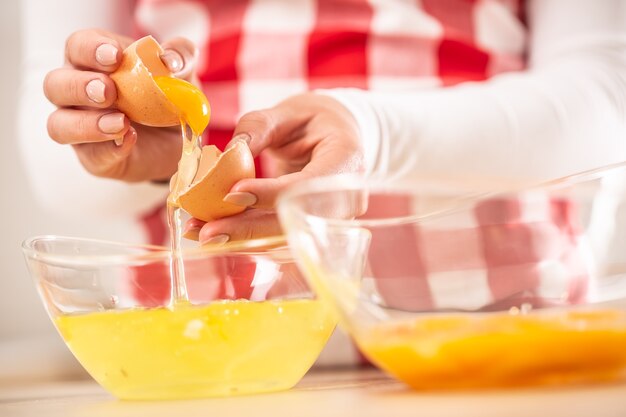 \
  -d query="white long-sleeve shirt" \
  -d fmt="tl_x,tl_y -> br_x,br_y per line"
328,0 -> 626,185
